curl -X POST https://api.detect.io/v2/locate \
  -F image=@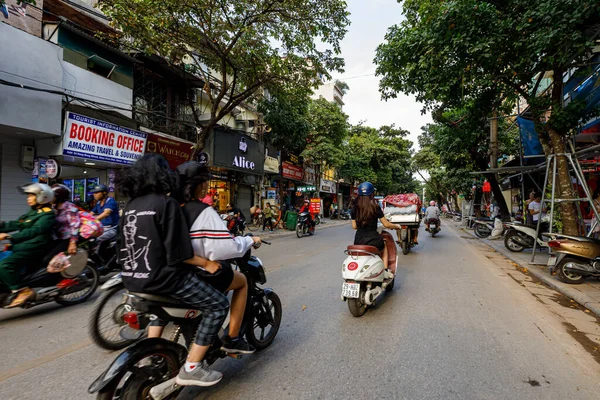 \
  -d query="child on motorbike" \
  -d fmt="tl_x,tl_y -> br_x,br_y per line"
0,183 -> 56,307
115,154 -> 230,387
351,182 -> 401,270
174,161 -> 260,355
